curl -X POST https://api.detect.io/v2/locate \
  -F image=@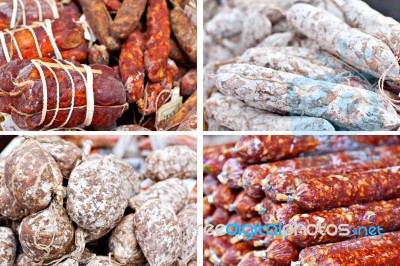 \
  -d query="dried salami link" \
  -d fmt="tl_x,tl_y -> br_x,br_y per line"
241,145 -> 400,199
217,242 -> 253,265
110,0 -> 147,40
138,59 -> 178,115
144,0 -> 170,83
254,240 -> 299,266
119,30 -> 145,103
79,0 -> 120,51
297,232 -> 400,266
234,136 -> 320,164
262,155 -> 400,202
203,174 -> 219,195
170,6 -> 197,63
229,191 -> 260,219
287,198 -> 400,248
0,58 -> 127,129
217,158 -> 246,189
215,64 -> 400,131
304,136 -> 400,156
204,207 -> 230,226
205,92 -> 335,131
277,166 -> 400,211
208,184 -> 240,211
203,143 -> 238,174
239,252 -> 277,266
230,217 -> 267,248
180,68 -> 197,96
203,197 -> 216,219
